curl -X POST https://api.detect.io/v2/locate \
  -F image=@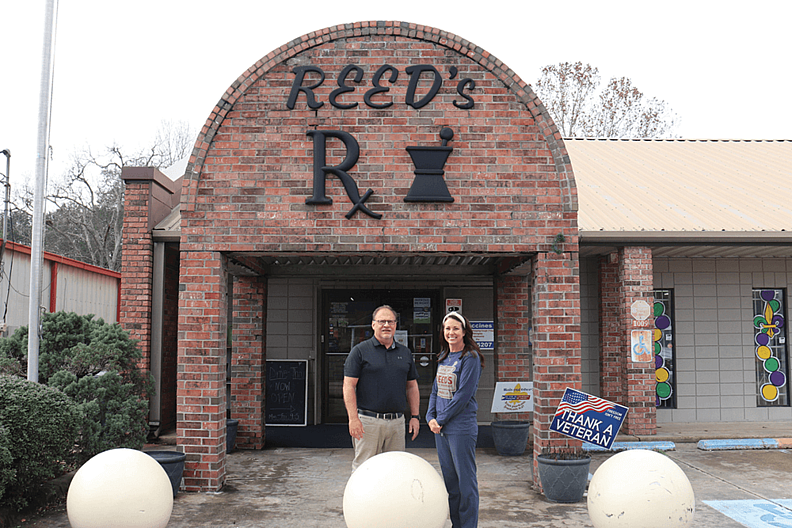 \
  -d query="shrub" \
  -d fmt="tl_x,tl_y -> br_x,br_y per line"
0,312 -> 150,386
49,370 -> 149,461
0,426 -> 14,506
0,312 -> 153,463
0,375 -> 80,511
0,325 -> 26,378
